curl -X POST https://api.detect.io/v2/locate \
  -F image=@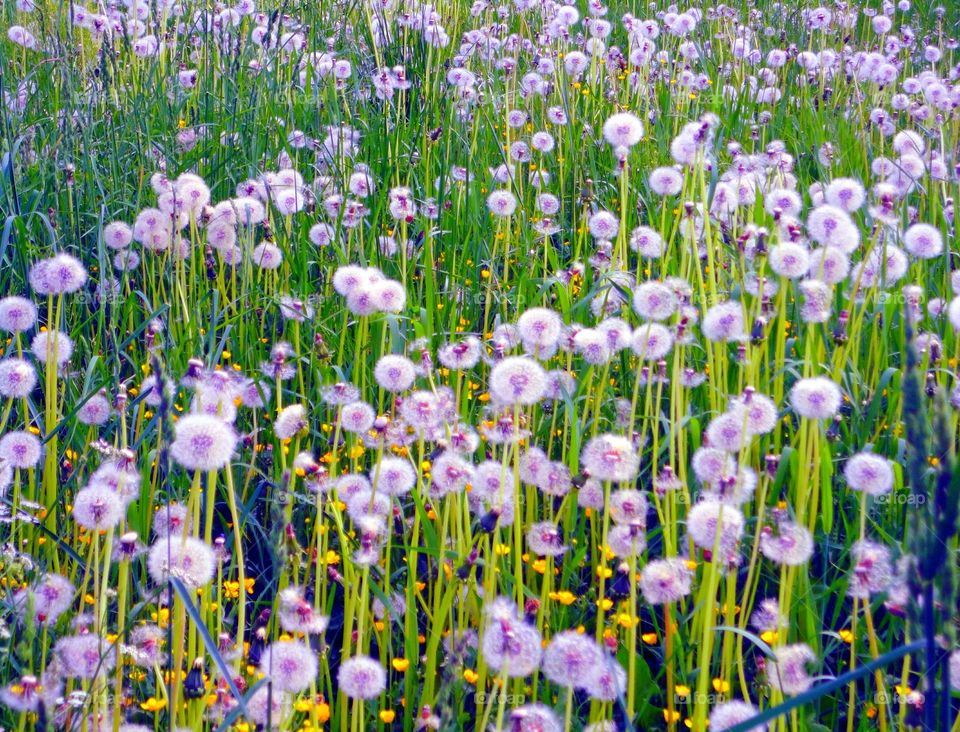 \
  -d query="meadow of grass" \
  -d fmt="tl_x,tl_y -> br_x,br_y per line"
1,0 -> 960,730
